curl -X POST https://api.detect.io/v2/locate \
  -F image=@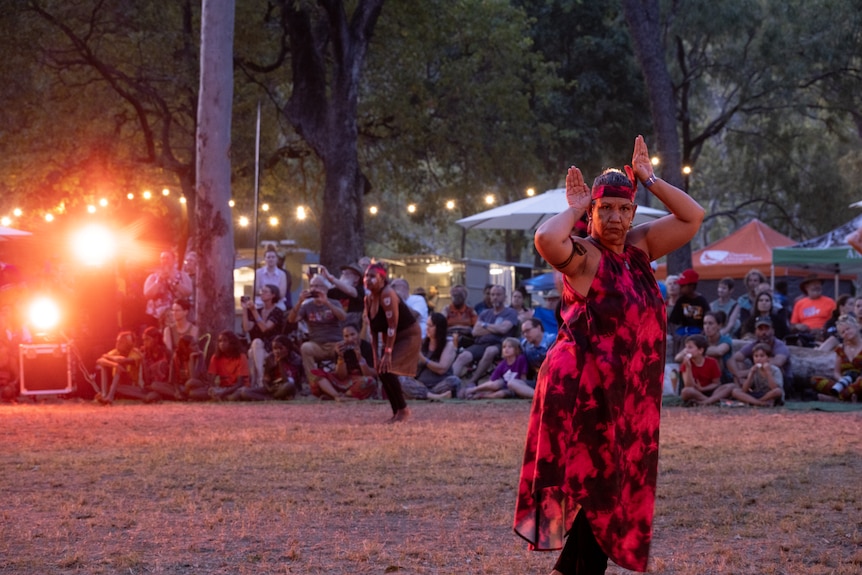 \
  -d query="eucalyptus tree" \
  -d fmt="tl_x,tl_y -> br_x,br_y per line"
196,0 -> 236,335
